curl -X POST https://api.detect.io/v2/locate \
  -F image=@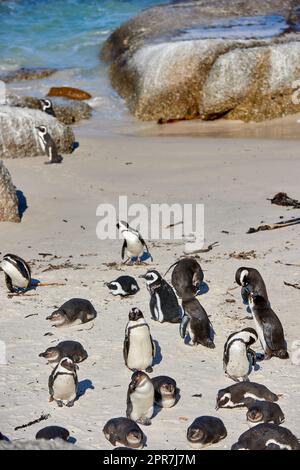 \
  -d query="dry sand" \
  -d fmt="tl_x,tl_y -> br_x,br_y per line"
0,128 -> 300,449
